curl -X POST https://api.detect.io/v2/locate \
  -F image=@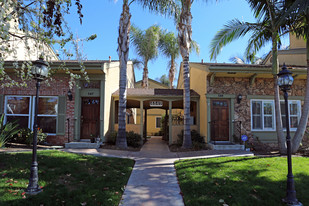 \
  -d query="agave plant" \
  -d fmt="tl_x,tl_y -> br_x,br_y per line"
0,114 -> 20,148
